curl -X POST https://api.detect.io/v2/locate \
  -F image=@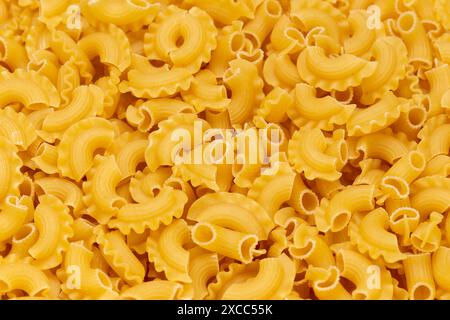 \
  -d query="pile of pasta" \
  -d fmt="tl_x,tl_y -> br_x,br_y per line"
0,0 -> 449,300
